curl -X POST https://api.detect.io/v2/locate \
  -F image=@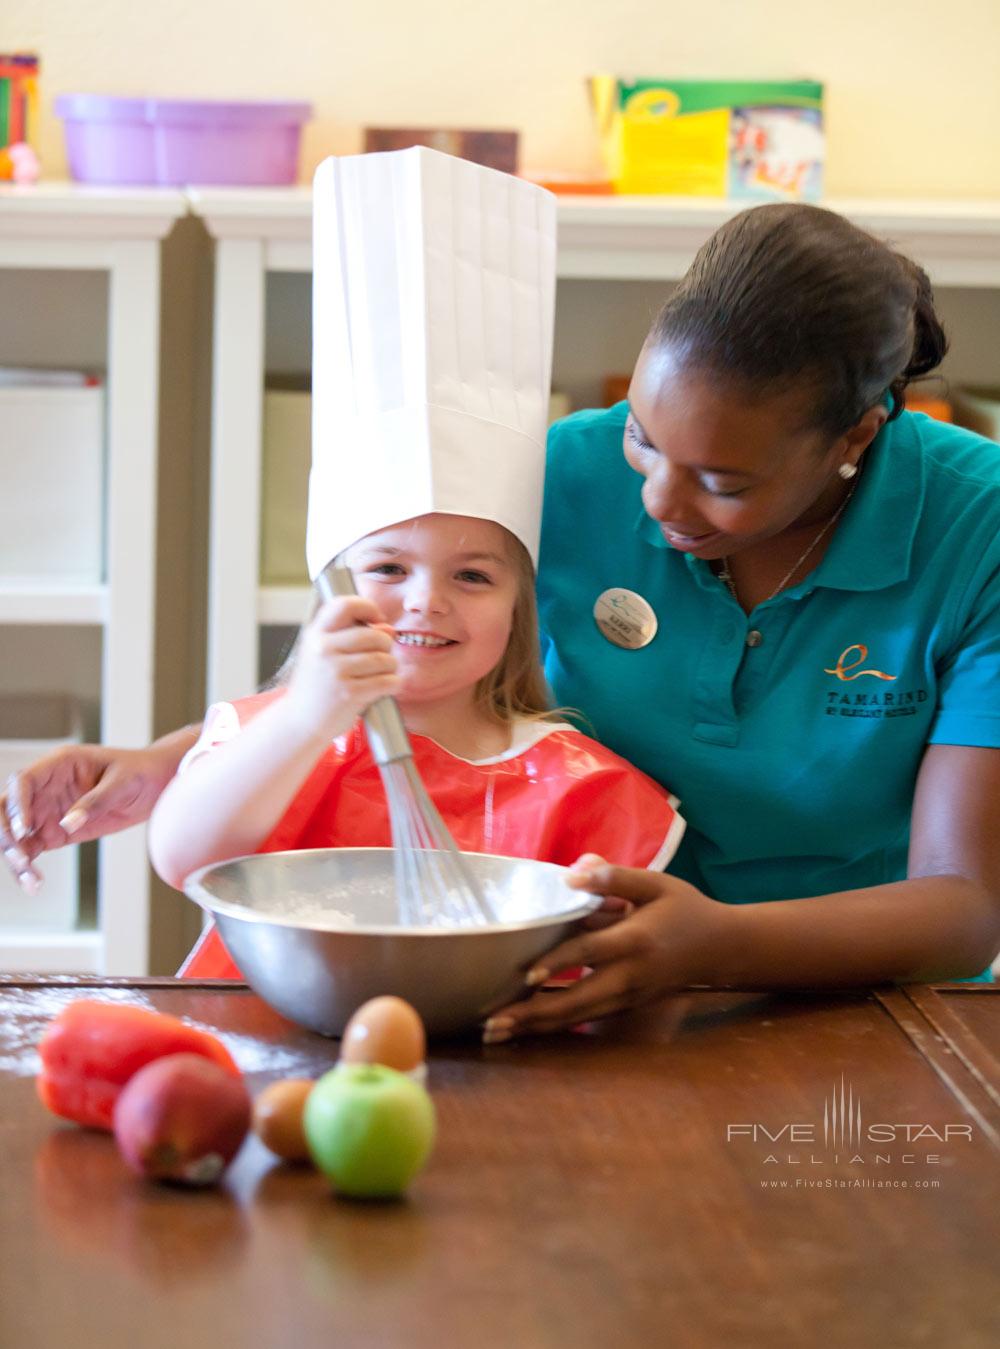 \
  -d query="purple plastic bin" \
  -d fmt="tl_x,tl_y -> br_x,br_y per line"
55,95 -> 312,186
55,96 -> 155,185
